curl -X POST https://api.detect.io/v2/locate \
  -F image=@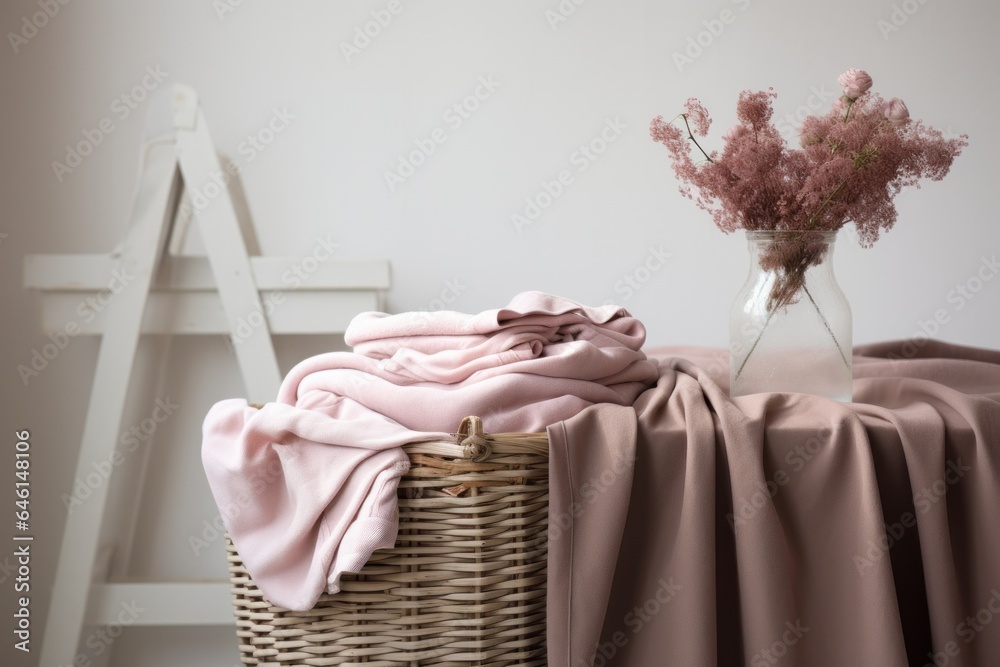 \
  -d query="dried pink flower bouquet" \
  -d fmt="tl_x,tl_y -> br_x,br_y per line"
650,69 -> 967,310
